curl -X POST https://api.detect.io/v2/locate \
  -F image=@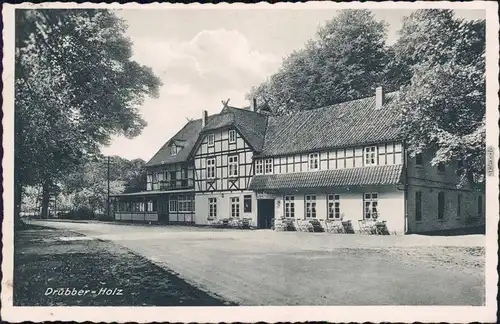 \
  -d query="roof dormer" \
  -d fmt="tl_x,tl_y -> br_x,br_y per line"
170,144 -> 178,156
